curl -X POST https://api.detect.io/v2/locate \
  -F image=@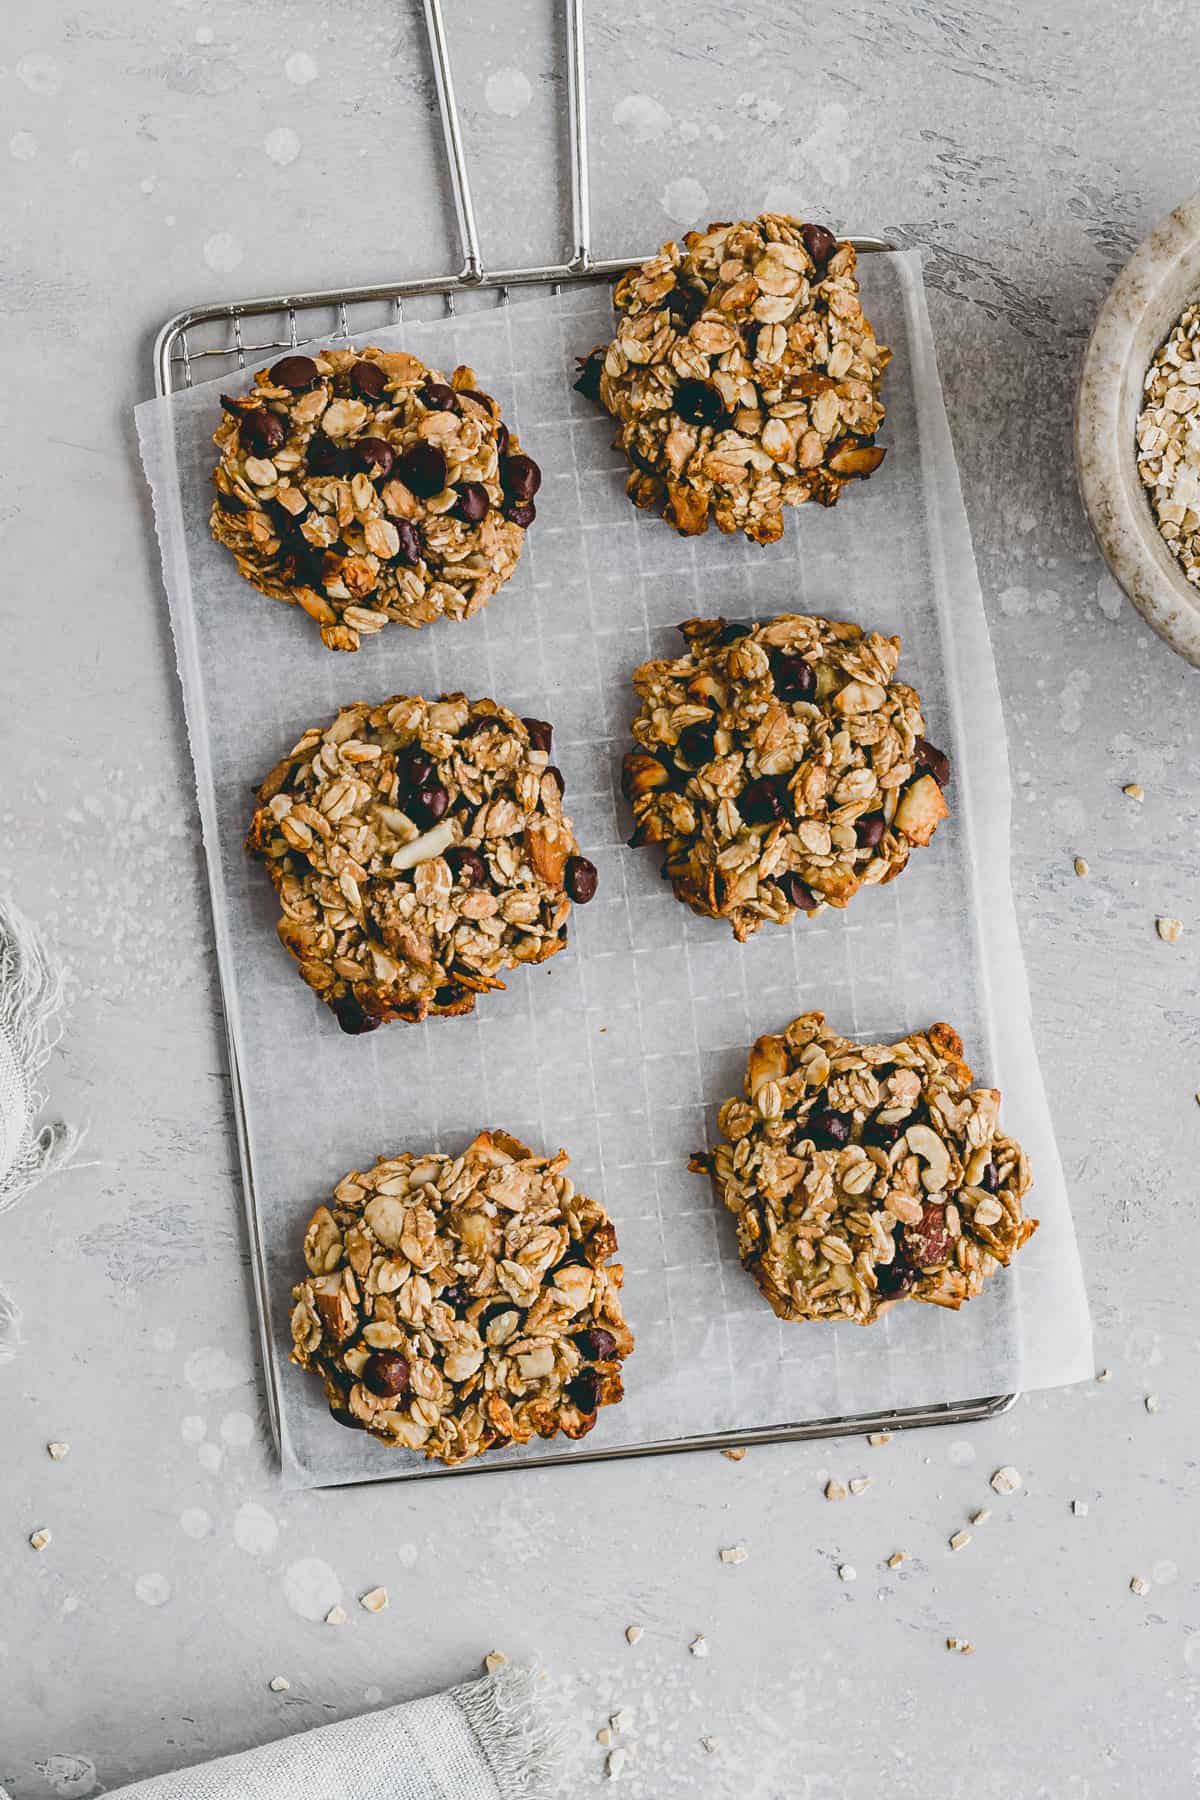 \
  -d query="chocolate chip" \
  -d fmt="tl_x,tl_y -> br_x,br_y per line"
521,717 -> 553,754
270,354 -> 319,391
573,349 -> 605,401
677,721 -> 717,766
714,620 -> 751,646
395,745 -> 435,792
780,872 -> 819,912
452,481 -> 490,525
770,652 -> 816,703
545,765 -> 565,798
396,441 -> 448,498
739,778 -> 783,825
855,814 -> 886,848
410,783 -> 449,826
565,855 -> 598,903
421,383 -> 459,412
668,282 -> 705,325
362,1351 -> 410,1397
457,387 -> 497,416
980,1161 -> 999,1194
806,1106 -> 853,1148
504,499 -> 536,527
567,1369 -> 601,1413
239,407 -> 285,455
350,359 -> 388,401
394,519 -> 423,566
306,433 -> 347,476
914,737 -> 951,787
496,422 -> 510,457
501,453 -> 541,501
875,1251 -> 916,1298
903,1202 -> 952,1269
333,992 -> 380,1035
353,436 -> 394,478
574,1326 -> 618,1360
446,846 -> 487,887
673,378 -> 725,426
801,222 -> 838,272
